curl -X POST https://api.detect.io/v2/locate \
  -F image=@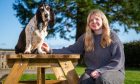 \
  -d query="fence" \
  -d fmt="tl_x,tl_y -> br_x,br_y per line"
0,51 -> 14,69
